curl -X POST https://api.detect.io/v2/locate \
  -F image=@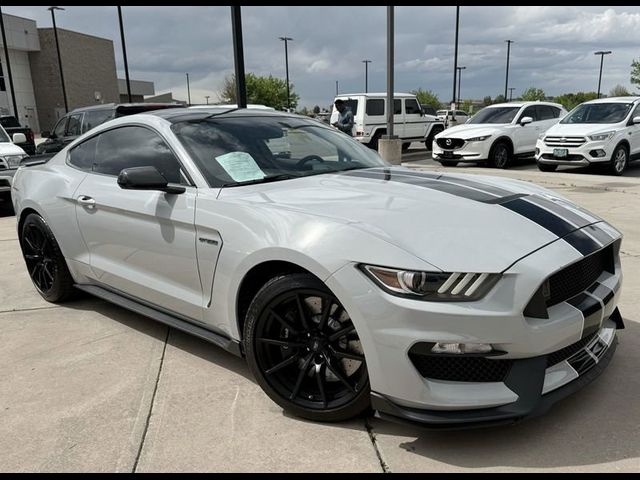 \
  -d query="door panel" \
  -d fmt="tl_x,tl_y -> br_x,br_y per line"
75,174 -> 204,320
404,98 -> 424,139
513,106 -> 540,154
